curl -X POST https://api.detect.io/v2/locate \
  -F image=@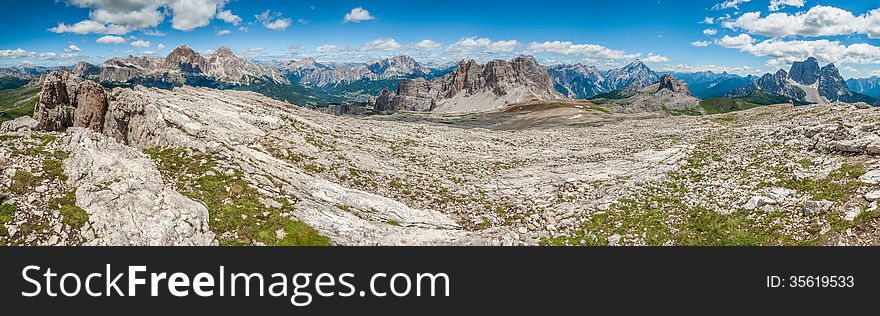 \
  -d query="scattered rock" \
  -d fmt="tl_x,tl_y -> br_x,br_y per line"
803,200 -> 834,216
